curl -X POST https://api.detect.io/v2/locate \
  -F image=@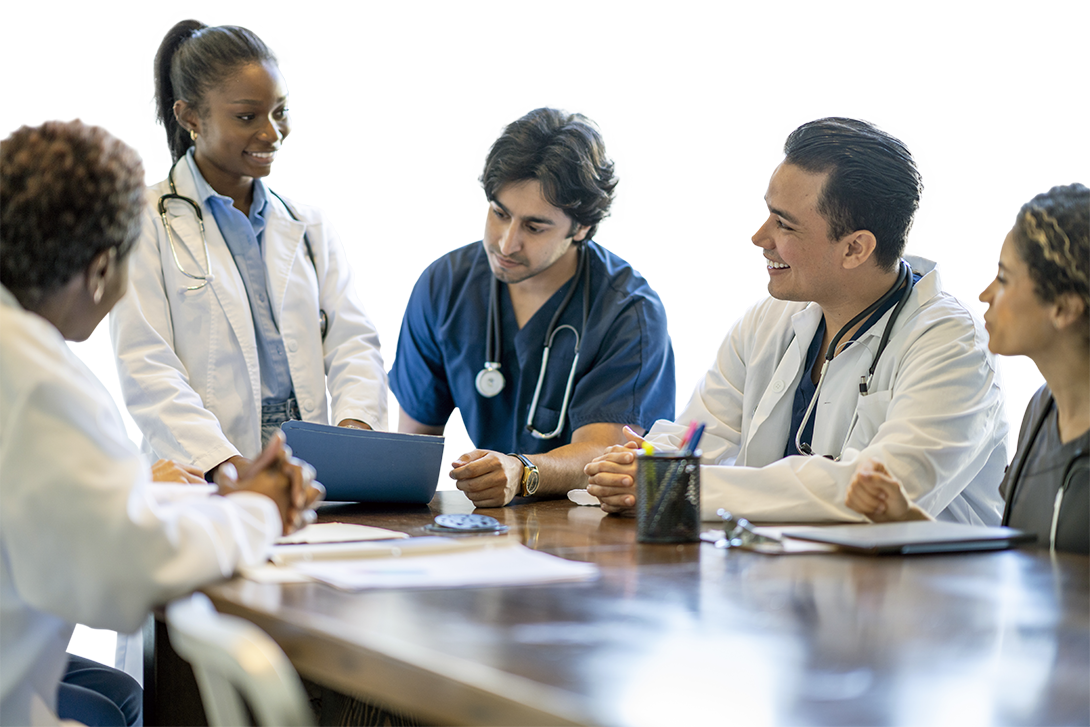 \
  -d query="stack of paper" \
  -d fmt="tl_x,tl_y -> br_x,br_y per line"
275,522 -> 408,546
245,528 -> 598,590
290,540 -> 598,591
